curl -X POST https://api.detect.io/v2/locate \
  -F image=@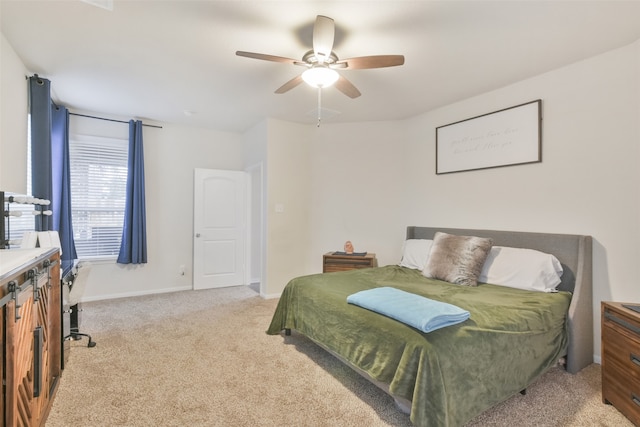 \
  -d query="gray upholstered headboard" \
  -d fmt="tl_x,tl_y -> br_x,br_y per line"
406,226 -> 593,374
